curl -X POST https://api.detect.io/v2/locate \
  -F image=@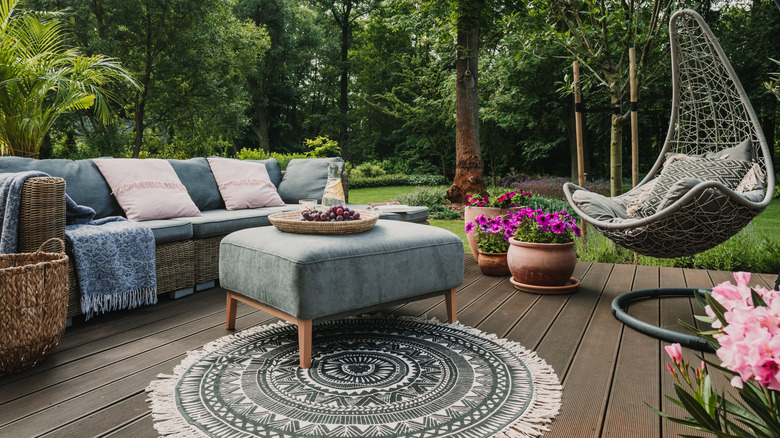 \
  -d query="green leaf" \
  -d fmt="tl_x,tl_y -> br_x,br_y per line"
674,384 -> 722,431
